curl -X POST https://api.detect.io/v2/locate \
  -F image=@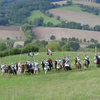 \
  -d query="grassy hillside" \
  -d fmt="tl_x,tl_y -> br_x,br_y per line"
0,51 -> 100,100
26,10 -> 60,25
